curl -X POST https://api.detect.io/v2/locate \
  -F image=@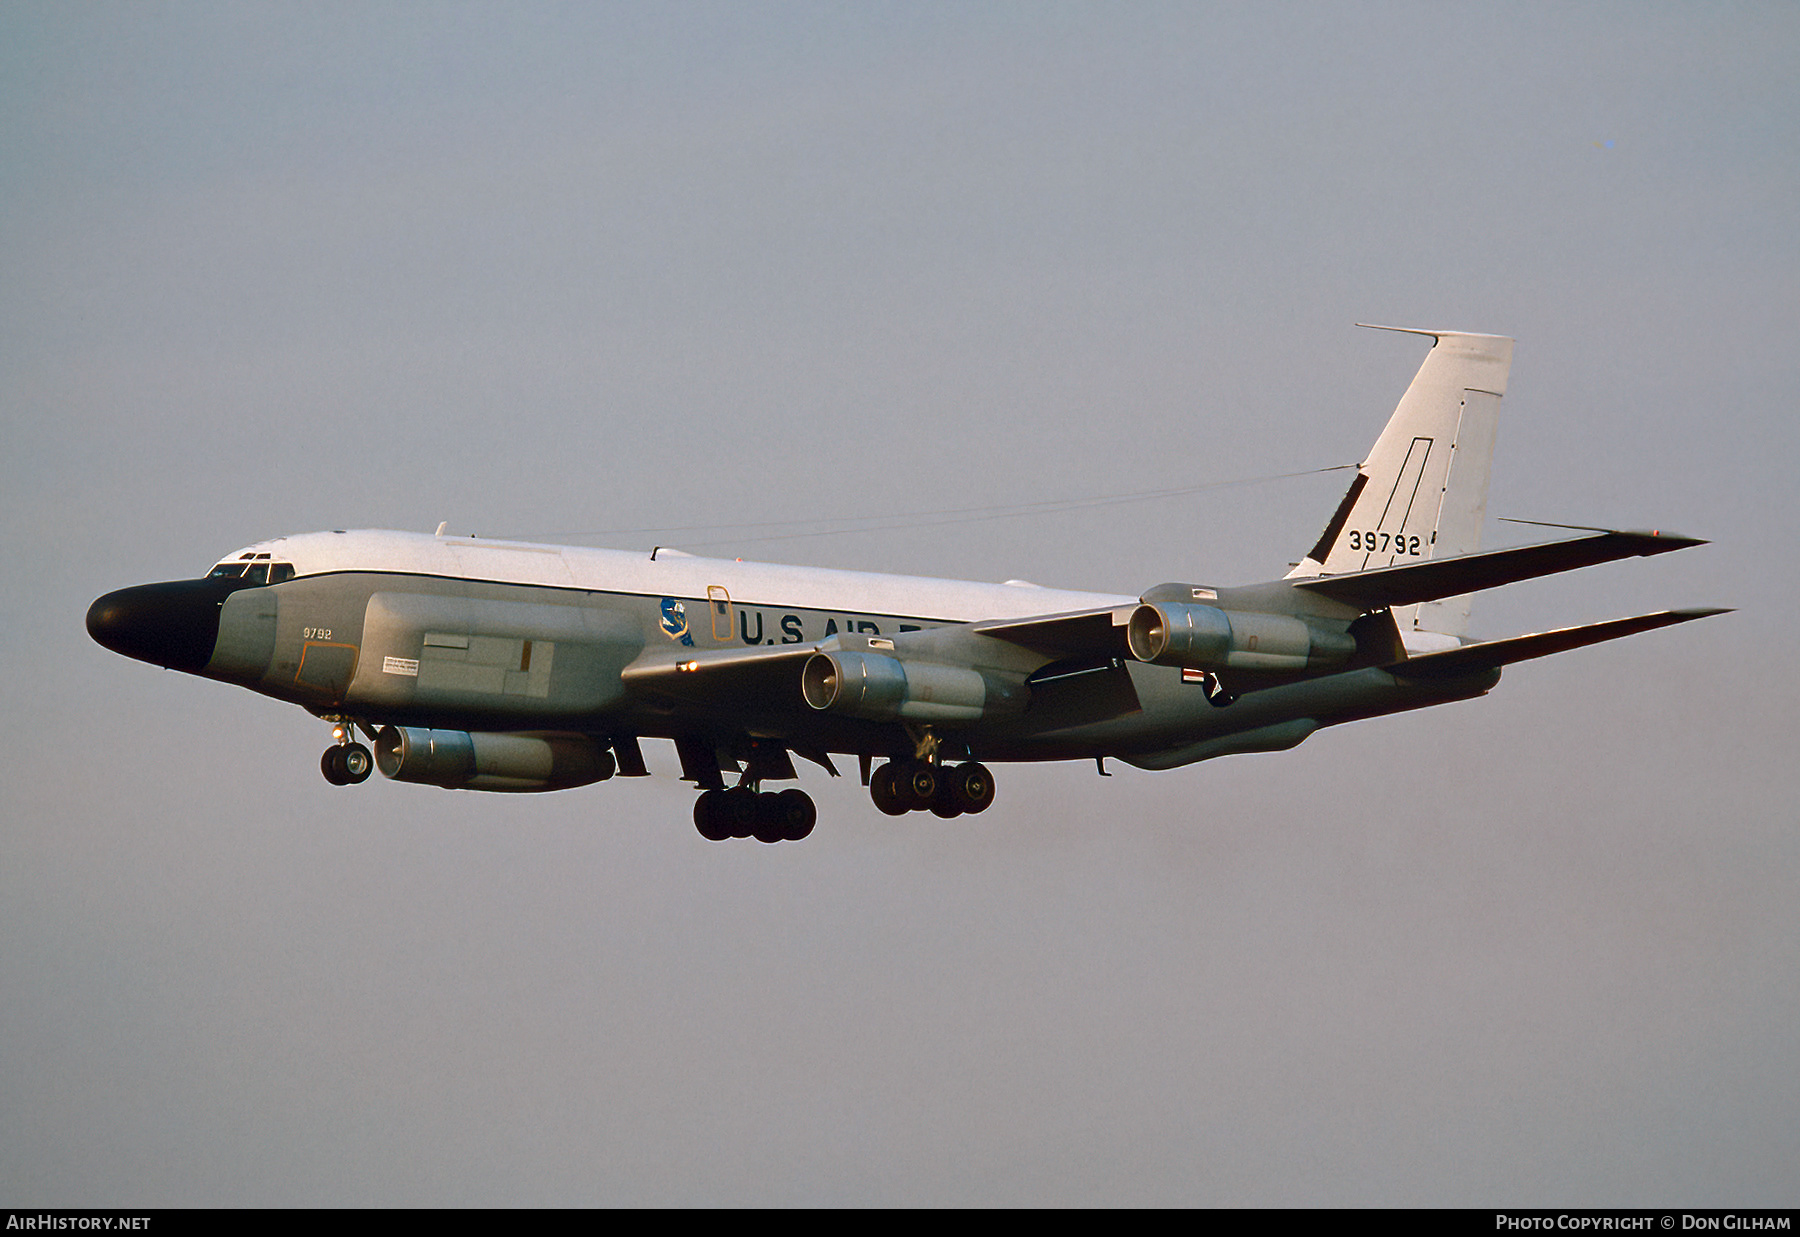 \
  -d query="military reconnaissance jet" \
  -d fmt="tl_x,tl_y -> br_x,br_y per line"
88,328 -> 1722,842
